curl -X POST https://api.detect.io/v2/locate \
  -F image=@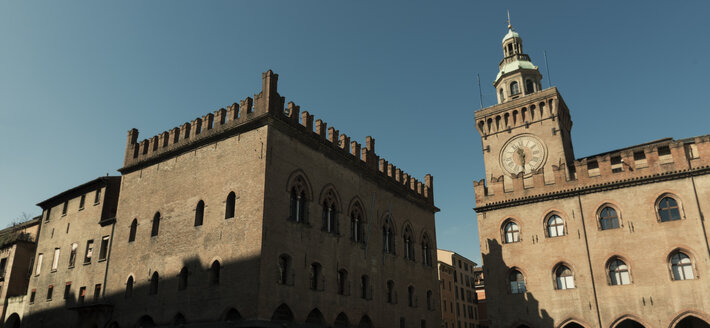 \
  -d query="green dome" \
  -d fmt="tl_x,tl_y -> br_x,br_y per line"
502,28 -> 519,43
